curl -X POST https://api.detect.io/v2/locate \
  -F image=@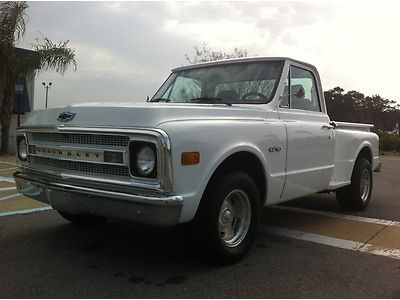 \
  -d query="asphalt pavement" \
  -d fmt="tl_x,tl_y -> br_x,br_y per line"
1,156 -> 400,298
